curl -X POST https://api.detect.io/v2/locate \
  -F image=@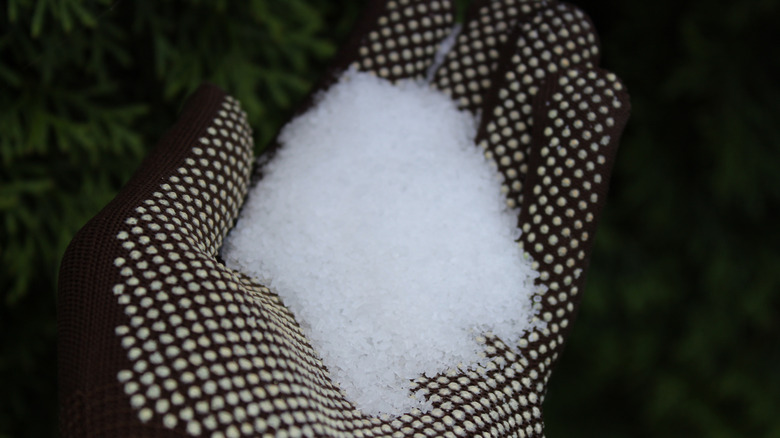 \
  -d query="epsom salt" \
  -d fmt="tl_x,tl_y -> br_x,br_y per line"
222,71 -> 542,416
